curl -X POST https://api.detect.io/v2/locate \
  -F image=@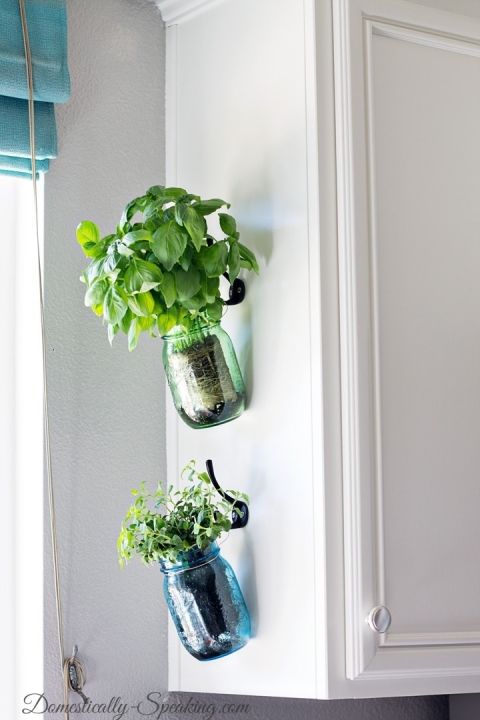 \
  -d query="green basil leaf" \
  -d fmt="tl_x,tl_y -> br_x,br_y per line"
117,243 -> 134,257
175,204 -> 206,252
238,242 -> 259,274
146,185 -> 166,198
120,308 -> 133,334
124,260 -> 143,294
174,267 -> 201,301
138,316 -> 155,331
162,206 -> 175,222
159,272 -> 177,308
76,221 -> 102,257
103,286 -> 128,325
76,220 -> 100,246
103,248 -> 122,275
86,256 -> 107,285
205,276 -> 220,303
182,293 -> 207,311
152,222 -> 188,271
227,242 -> 240,281
128,317 -> 141,351
192,199 -> 230,216
206,299 -> 224,322
157,308 -> 178,335
162,187 -> 188,201
127,316 -> 153,351
177,193 -> 201,205
177,243 -> 192,271
198,242 -> 228,277
84,278 -> 108,307
122,229 -> 153,247
152,291 -> 166,316
219,213 -> 237,236
120,195 -> 148,228
144,201 -> 163,221
127,291 -> 155,317
108,323 -> 119,346
134,258 -> 163,292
